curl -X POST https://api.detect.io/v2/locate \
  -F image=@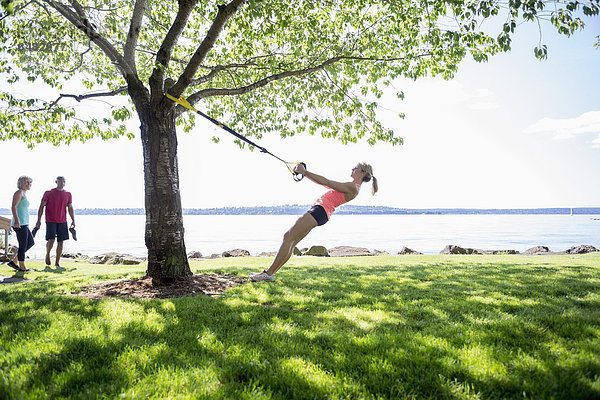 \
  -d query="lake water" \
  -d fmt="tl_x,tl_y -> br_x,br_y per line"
7,214 -> 599,259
